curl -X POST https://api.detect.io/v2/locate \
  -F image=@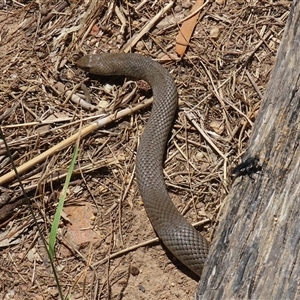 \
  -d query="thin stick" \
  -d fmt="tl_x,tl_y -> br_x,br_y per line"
122,1 -> 174,53
185,111 -> 227,161
0,99 -> 153,185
